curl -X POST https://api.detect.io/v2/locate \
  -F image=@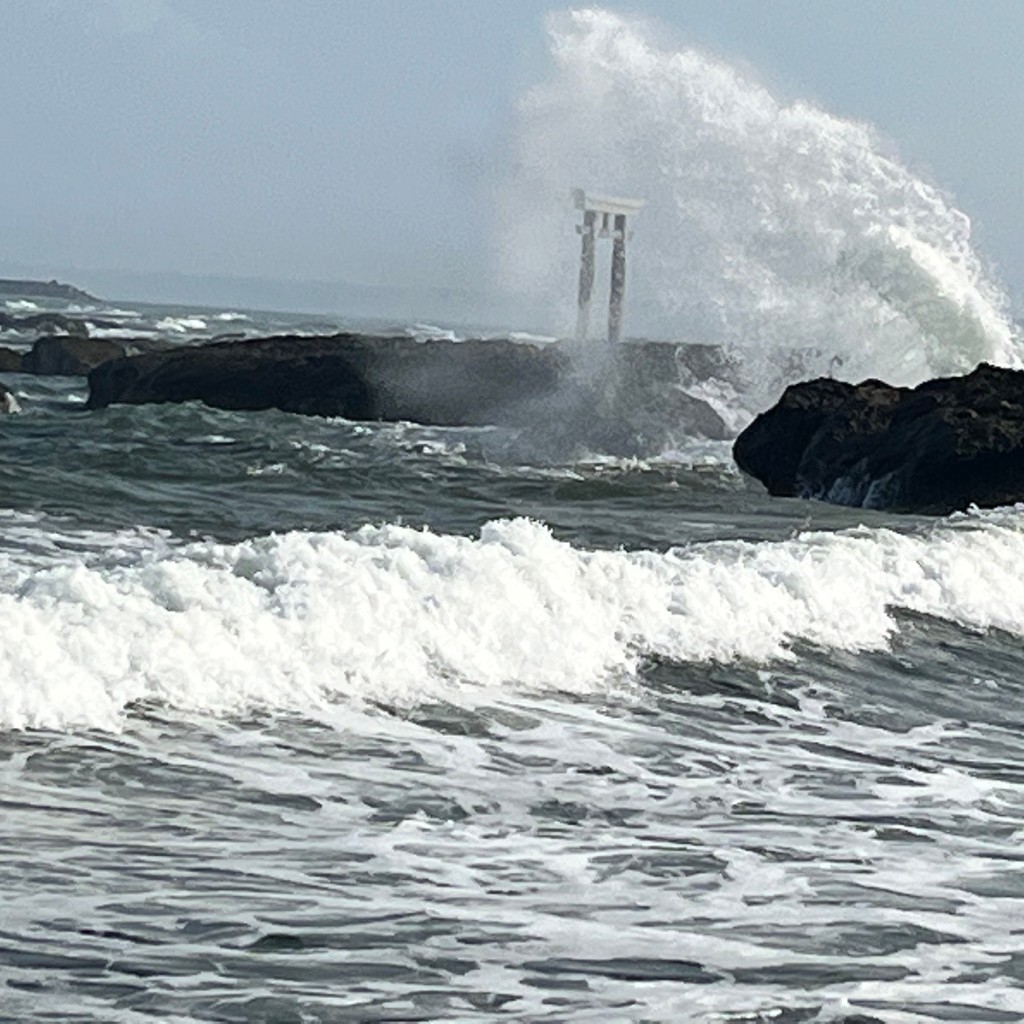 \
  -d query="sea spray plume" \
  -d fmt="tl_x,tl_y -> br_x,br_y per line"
497,8 -> 1021,415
